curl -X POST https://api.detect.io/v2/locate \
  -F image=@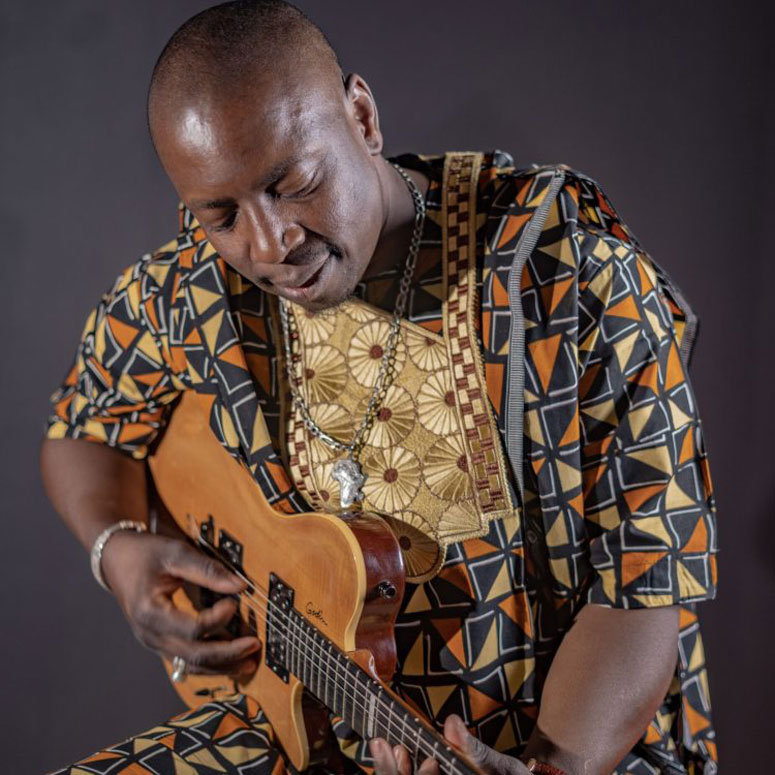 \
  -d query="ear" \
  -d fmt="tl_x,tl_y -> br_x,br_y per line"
343,72 -> 383,155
